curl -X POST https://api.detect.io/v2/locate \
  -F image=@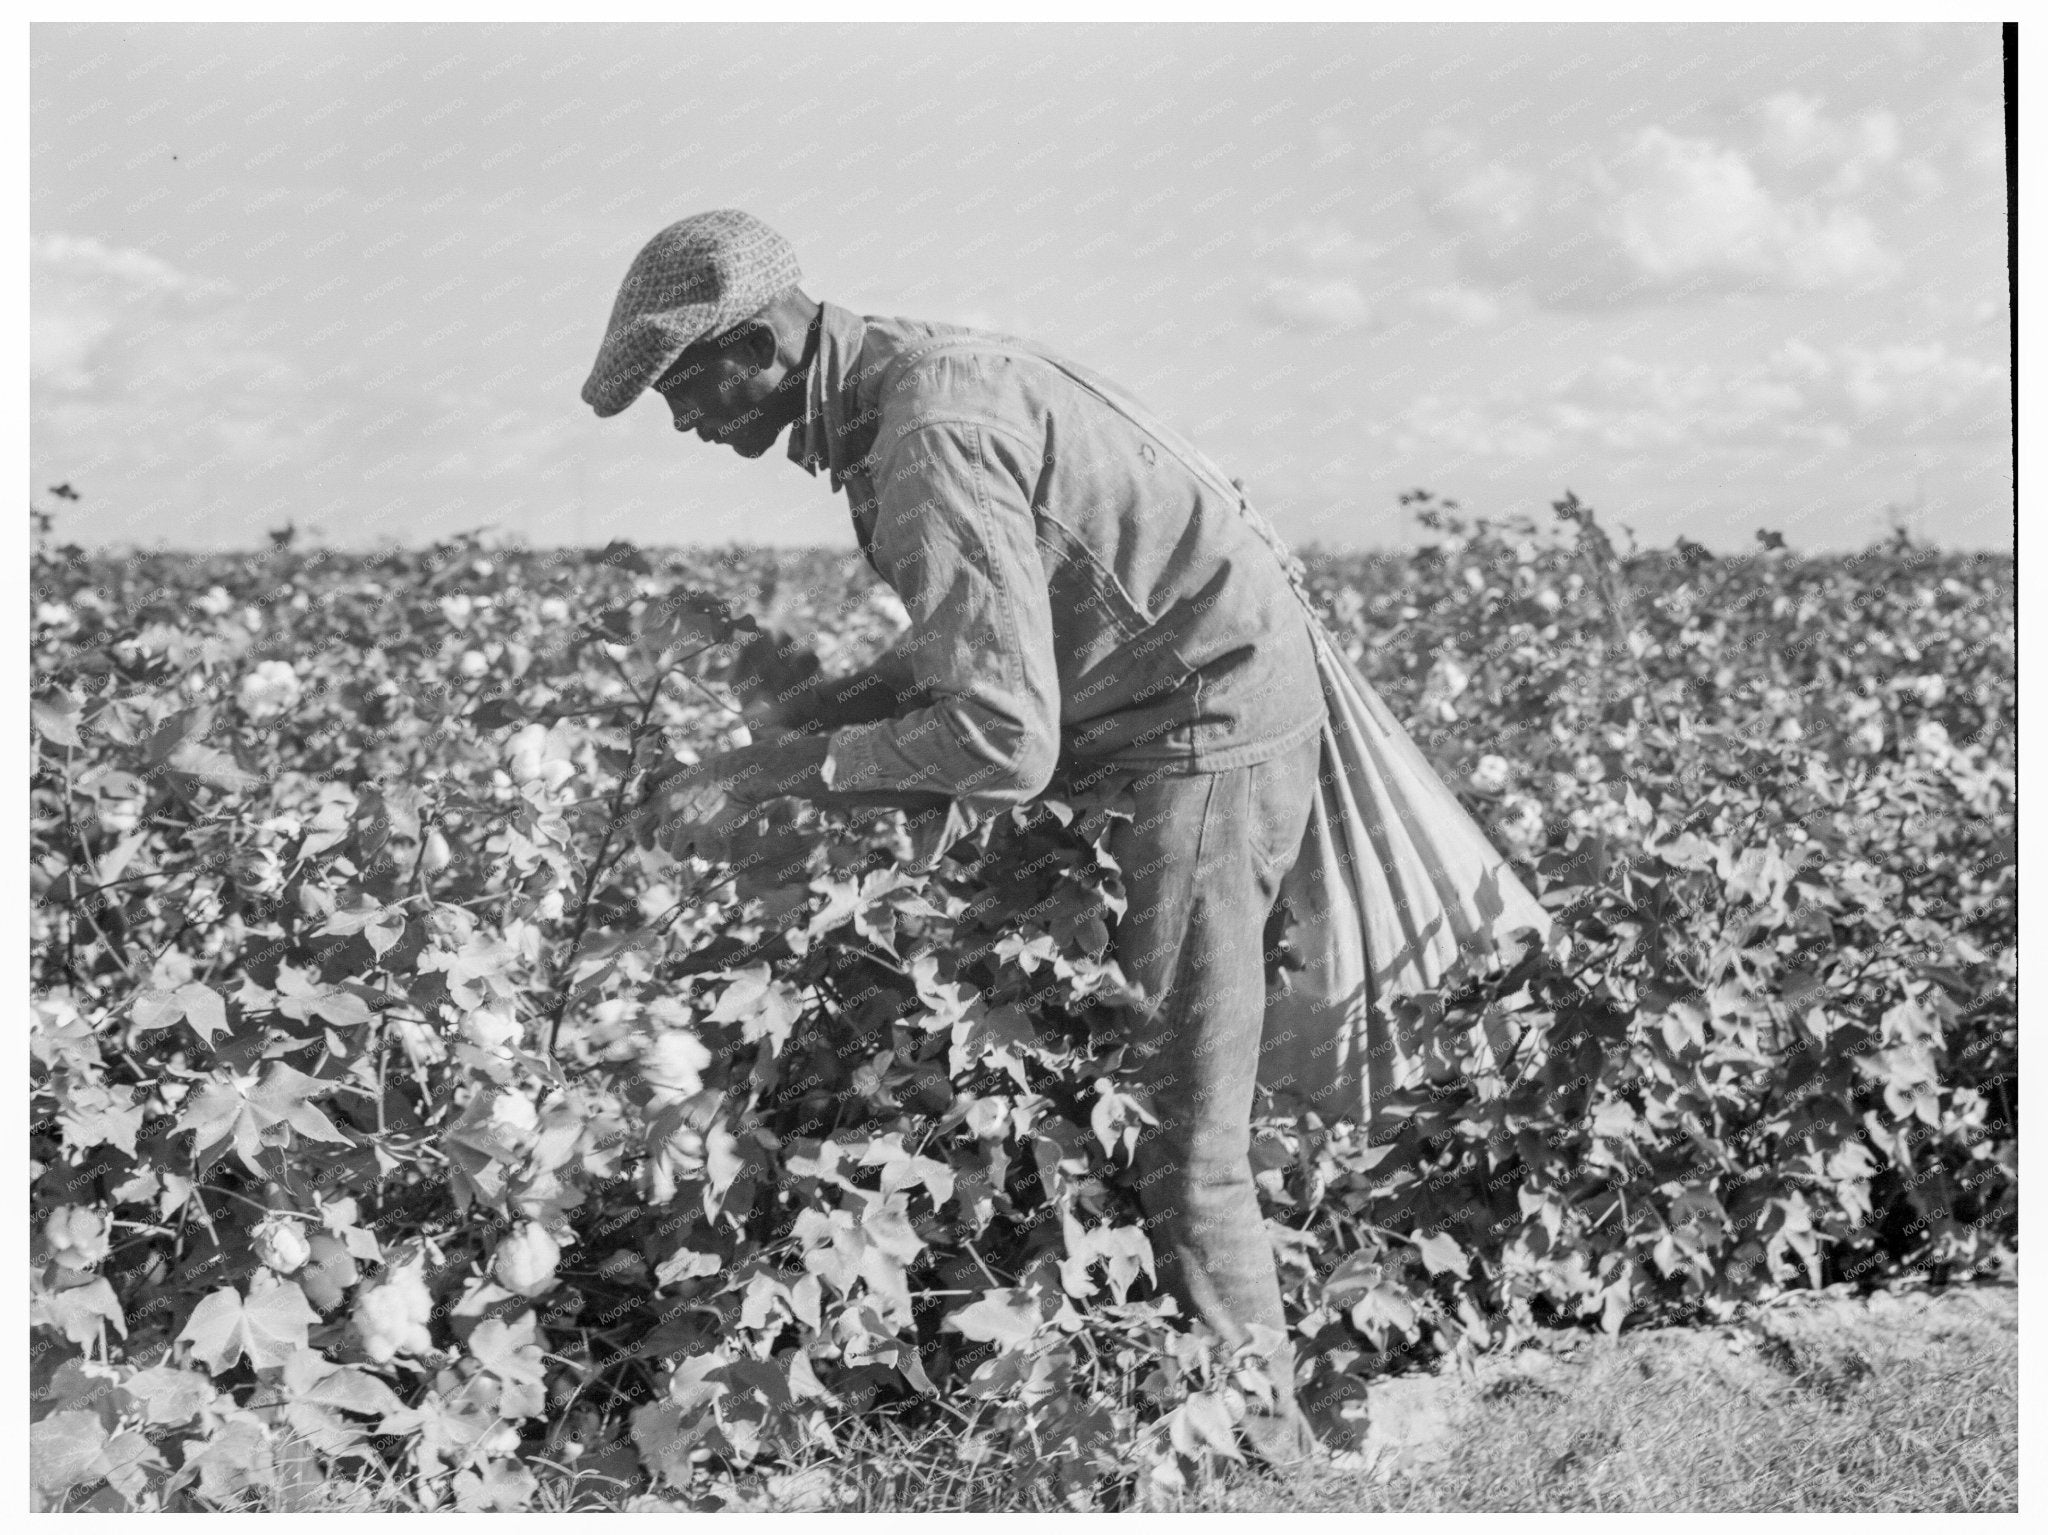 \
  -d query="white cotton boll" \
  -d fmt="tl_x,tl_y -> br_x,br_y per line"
506,724 -> 573,790
489,1090 -> 539,1143
36,602 -> 75,628
355,1258 -> 434,1362
99,796 -> 145,836
1913,675 -> 1947,705
640,1030 -> 712,1100
1915,719 -> 1951,755
1572,753 -> 1606,784
1851,718 -> 1886,755
237,660 -> 303,720
1497,793 -> 1548,859
1468,755 -> 1511,795
44,1205 -> 112,1269
462,1006 -> 523,1052
506,723 -> 549,779
871,590 -> 910,632
440,594 -> 474,627
459,650 -> 489,678
196,585 -> 235,617
254,1216 -> 312,1275
493,1222 -> 561,1297
538,596 -> 571,624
